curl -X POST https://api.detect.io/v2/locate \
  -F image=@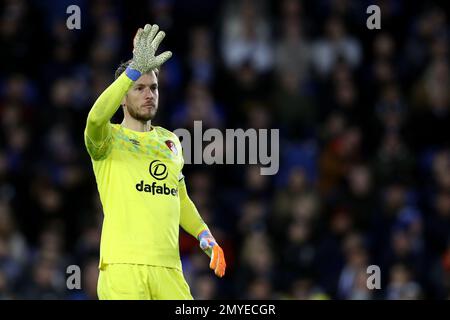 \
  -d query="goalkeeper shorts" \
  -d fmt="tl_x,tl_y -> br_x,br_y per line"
97,263 -> 193,300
